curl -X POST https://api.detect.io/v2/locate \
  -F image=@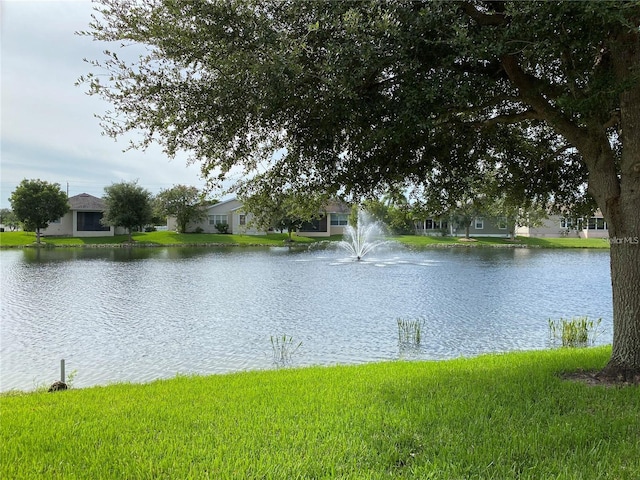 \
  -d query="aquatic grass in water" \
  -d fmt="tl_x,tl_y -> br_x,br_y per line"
270,335 -> 302,367
397,317 -> 425,345
549,316 -> 602,347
